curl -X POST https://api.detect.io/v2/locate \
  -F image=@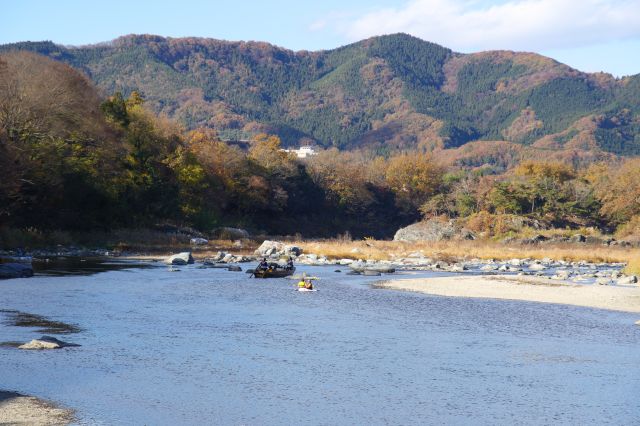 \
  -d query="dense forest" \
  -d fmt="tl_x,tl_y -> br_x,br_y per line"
1,50 -> 640,242
2,33 -> 640,158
